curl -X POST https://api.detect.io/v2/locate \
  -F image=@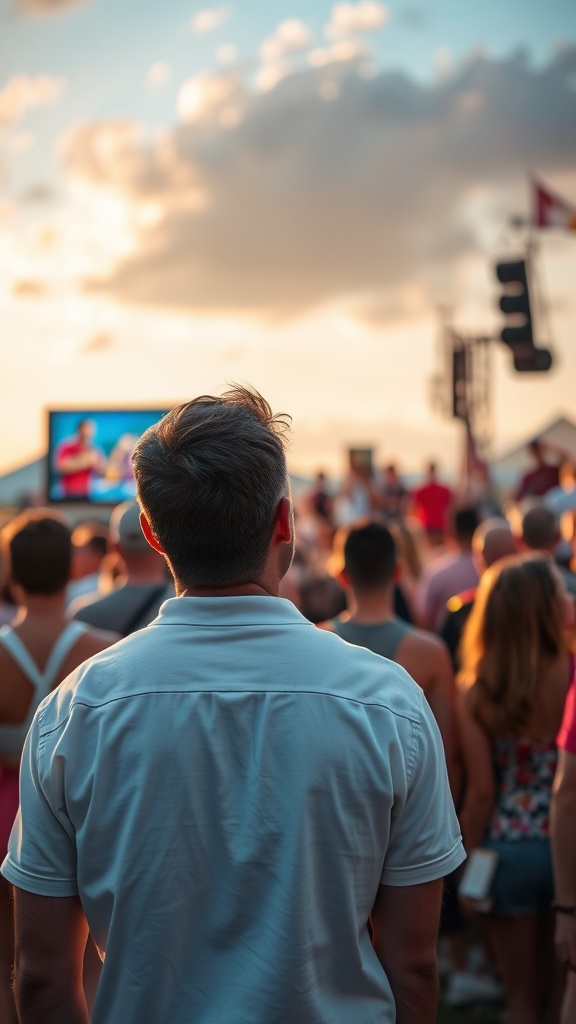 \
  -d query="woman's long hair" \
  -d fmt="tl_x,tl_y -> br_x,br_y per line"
459,553 -> 565,735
